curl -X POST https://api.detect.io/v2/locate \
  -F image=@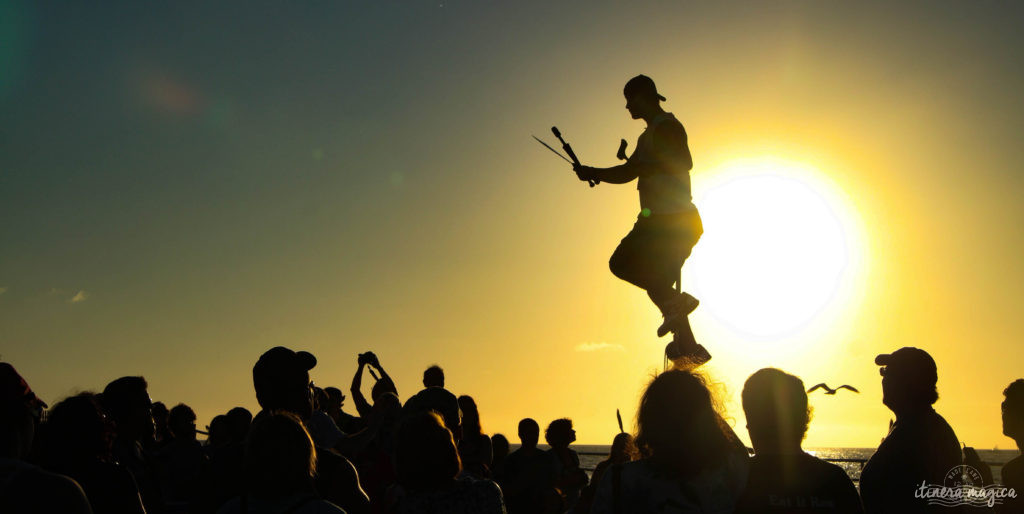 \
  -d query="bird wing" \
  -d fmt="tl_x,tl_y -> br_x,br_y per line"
807,384 -> 828,393
838,385 -> 860,393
